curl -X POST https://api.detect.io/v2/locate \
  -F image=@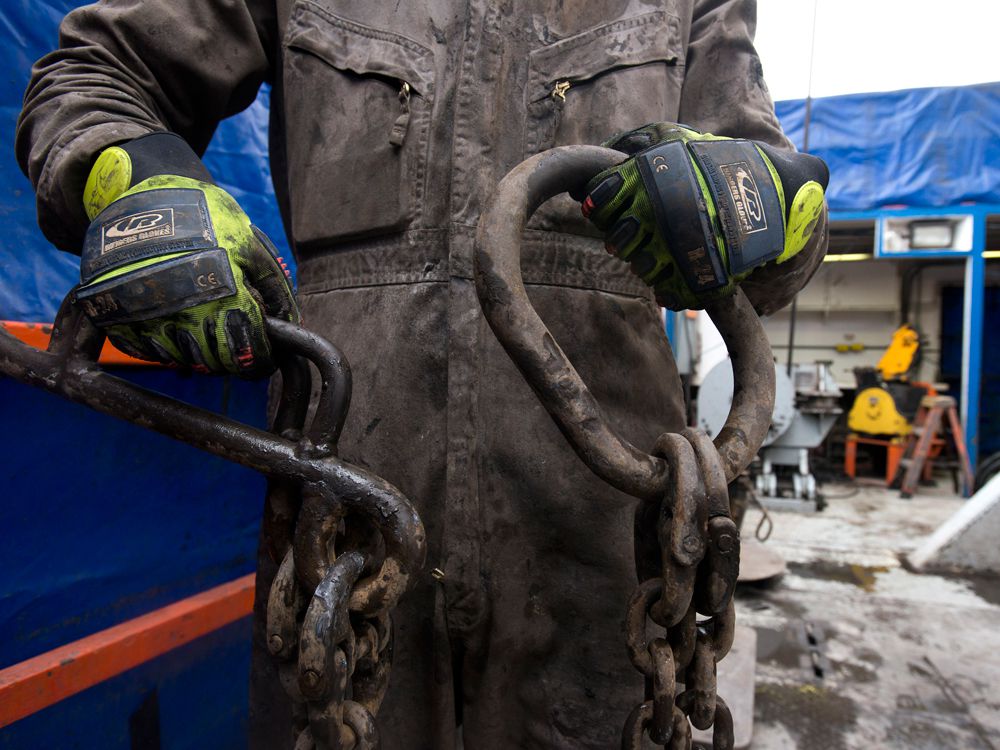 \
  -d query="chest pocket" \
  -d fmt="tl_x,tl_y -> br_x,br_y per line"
282,1 -> 435,247
524,11 -> 683,236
